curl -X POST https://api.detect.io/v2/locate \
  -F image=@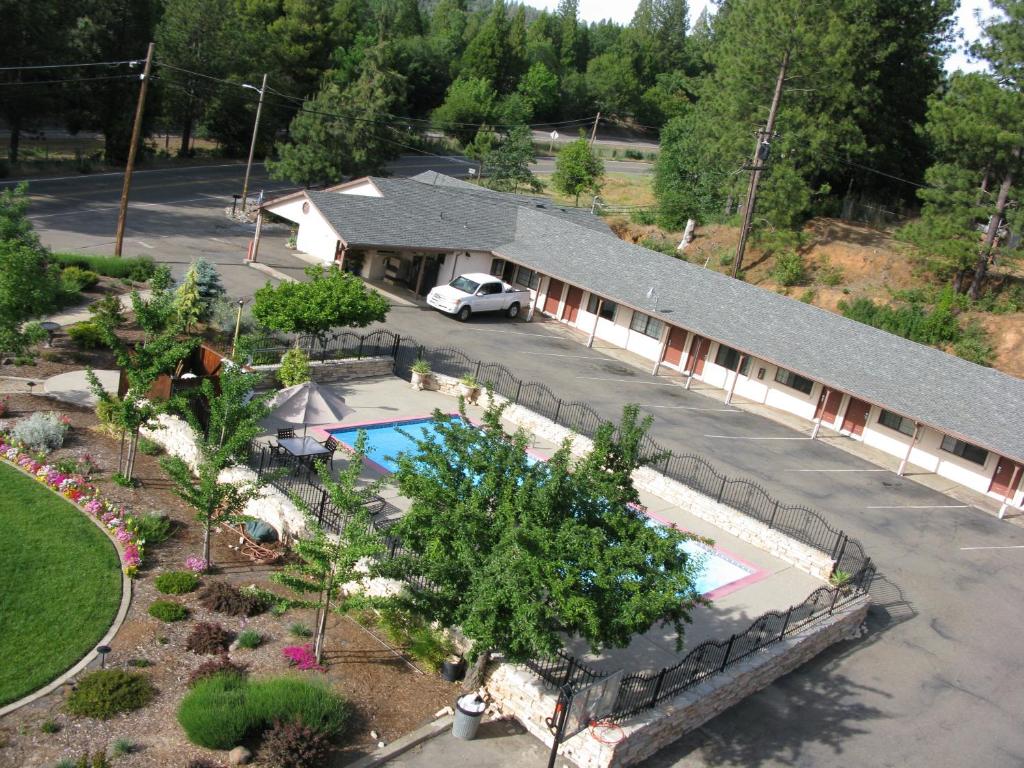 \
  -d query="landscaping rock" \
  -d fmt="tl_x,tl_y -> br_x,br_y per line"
228,745 -> 252,765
